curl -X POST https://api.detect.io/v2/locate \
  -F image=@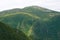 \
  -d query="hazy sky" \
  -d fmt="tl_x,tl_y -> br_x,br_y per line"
0,0 -> 60,12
